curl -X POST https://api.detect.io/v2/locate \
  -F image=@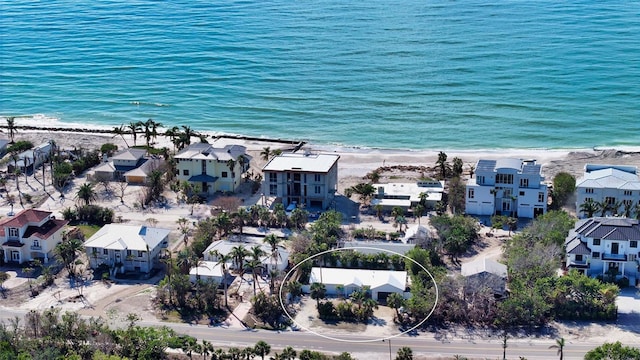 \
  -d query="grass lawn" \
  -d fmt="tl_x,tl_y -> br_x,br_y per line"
76,224 -> 101,239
